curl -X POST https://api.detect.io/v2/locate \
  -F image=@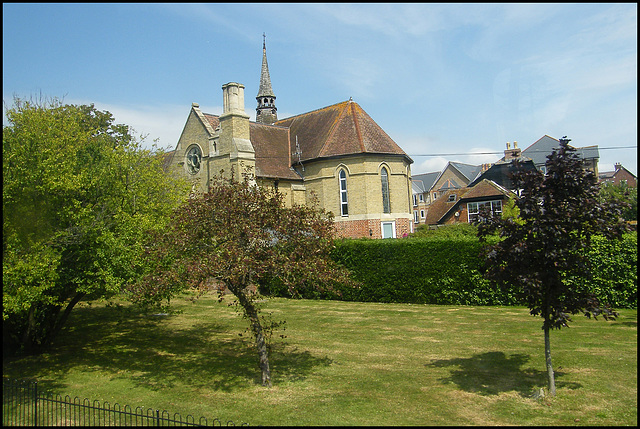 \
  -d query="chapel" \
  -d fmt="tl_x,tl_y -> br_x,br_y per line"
167,36 -> 414,239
